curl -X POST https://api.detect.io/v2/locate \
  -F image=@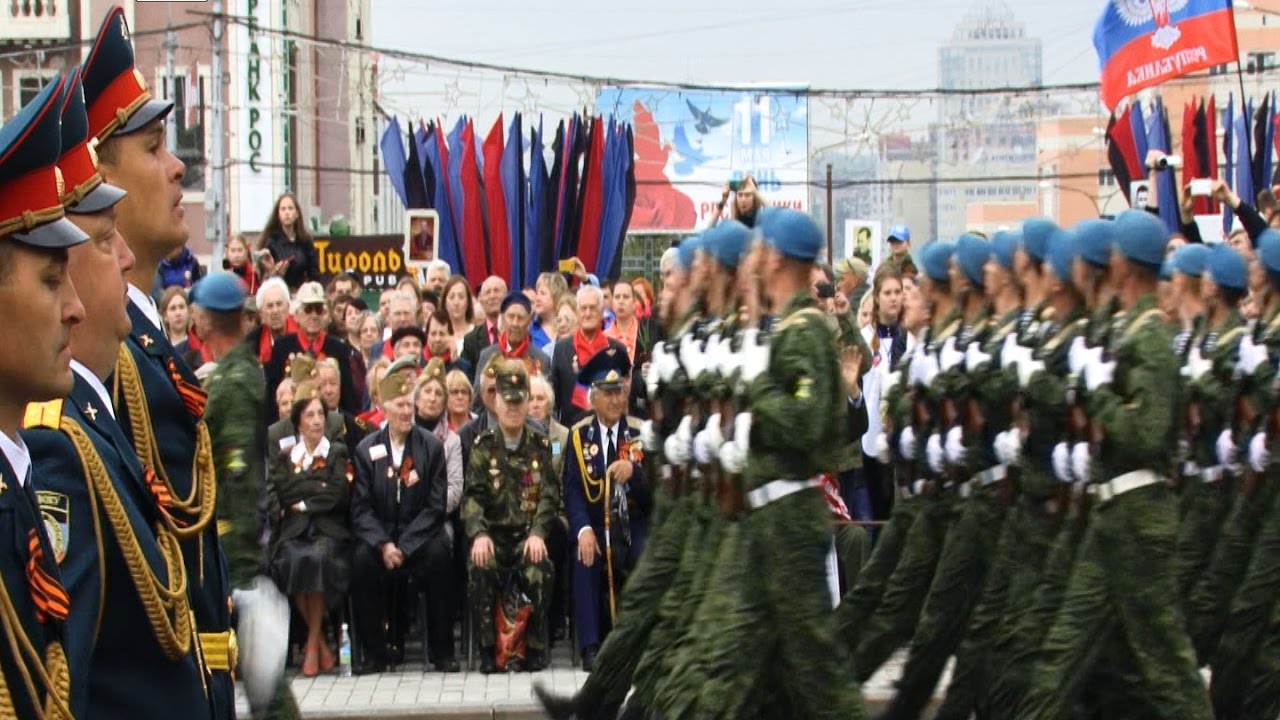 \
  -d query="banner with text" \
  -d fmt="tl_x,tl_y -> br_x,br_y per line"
596,87 -> 808,231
